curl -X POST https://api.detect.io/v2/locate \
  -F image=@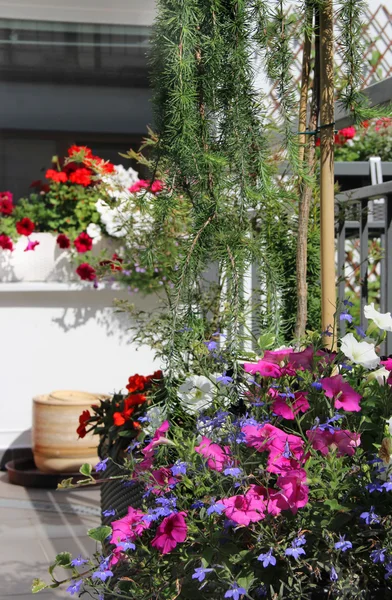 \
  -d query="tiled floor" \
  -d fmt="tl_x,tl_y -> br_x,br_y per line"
0,472 -> 100,598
